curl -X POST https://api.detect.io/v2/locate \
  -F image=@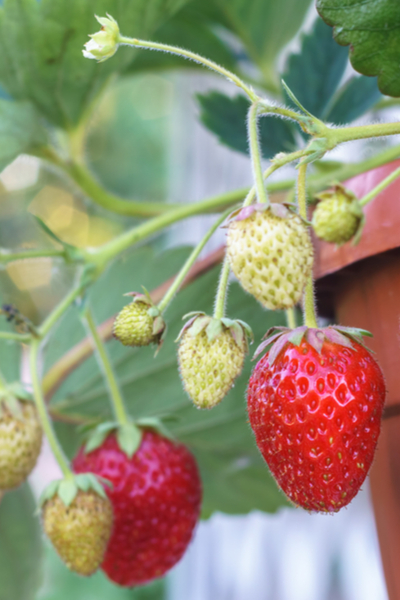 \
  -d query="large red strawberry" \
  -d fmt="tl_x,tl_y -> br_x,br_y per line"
73,429 -> 202,586
247,326 -> 386,513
